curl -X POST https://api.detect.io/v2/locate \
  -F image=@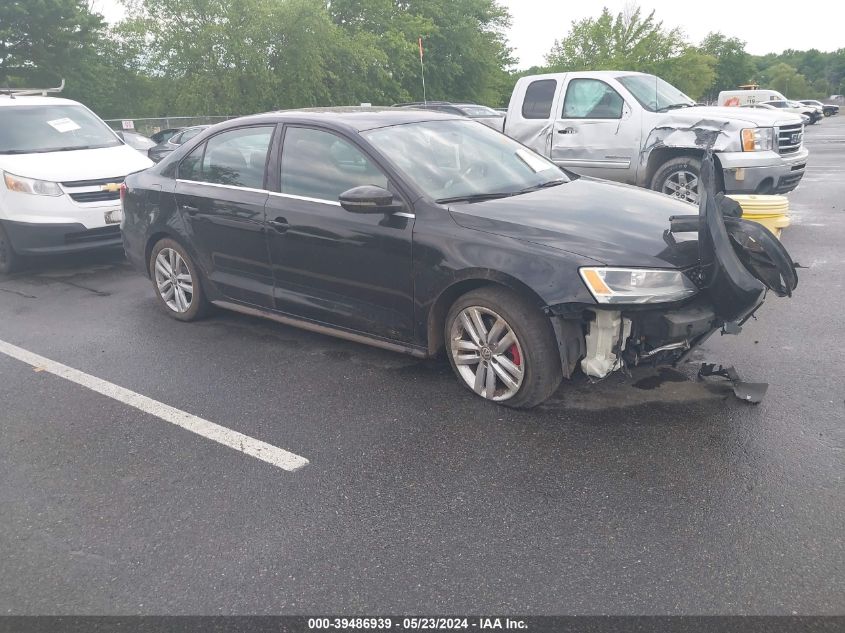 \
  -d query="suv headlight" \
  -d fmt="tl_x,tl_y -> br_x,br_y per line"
741,127 -> 775,152
580,267 -> 698,304
3,171 -> 63,196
